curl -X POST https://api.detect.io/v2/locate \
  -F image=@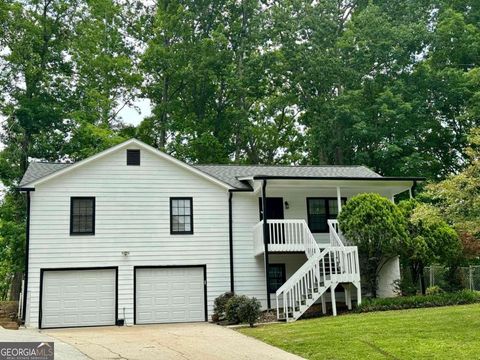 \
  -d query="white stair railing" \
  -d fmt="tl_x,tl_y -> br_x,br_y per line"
276,220 -> 360,322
